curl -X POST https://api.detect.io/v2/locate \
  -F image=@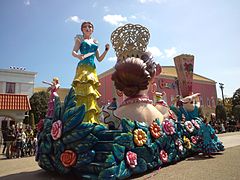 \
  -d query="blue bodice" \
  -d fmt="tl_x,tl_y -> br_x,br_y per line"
78,39 -> 98,68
